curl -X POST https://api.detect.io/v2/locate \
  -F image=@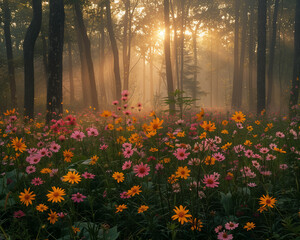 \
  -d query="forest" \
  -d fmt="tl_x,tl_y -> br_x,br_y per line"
0,0 -> 300,239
